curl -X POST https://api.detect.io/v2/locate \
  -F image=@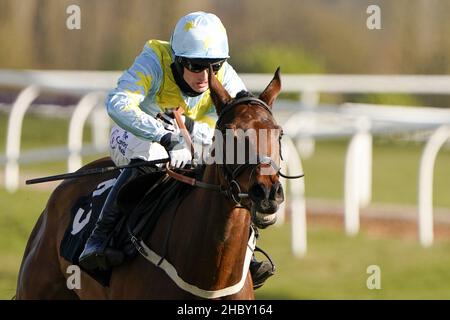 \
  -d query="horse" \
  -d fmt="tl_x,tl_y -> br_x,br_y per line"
15,67 -> 284,299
